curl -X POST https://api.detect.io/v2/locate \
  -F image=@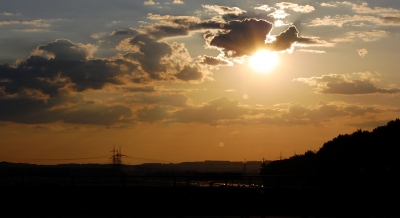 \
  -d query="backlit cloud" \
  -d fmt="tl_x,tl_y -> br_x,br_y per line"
297,49 -> 326,53
320,3 -> 336,7
141,13 -> 221,39
172,0 -> 184,4
254,5 -> 274,12
33,39 -> 97,60
275,2 -> 315,13
203,5 -> 246,15
199,56 -> 231,66
268,10 -> 290,19
0,1 -> 399,131
120,34 -> 207,82
266,26 -> 315,52
206,18 -> 274,57
255,2 -> 314,19
0,39 -> 138,97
